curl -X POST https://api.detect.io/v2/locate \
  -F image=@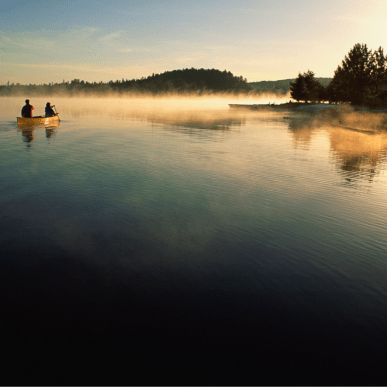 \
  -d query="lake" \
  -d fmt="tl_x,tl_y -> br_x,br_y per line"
1,96 -> 387,384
